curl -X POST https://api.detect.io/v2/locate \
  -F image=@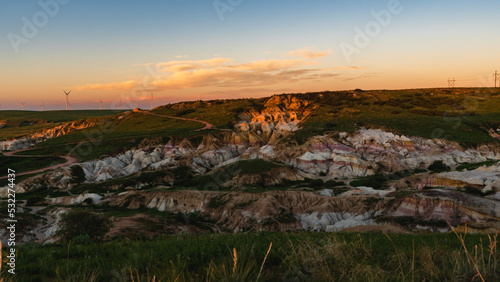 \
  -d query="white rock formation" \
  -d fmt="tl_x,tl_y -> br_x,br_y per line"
296,212 -> 375,232
78,128 -> 500,185
338,186 -> 394,197
0,119 -> 99,151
